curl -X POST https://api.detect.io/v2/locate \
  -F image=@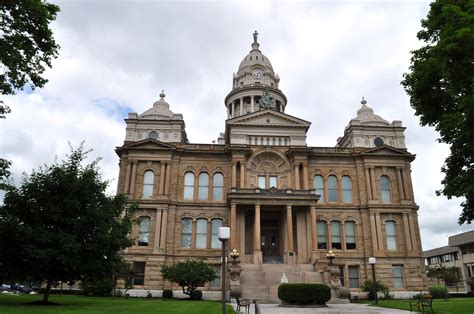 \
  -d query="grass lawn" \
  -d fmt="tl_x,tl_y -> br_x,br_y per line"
357,298 -> 474,314
0,294 -> 235,313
